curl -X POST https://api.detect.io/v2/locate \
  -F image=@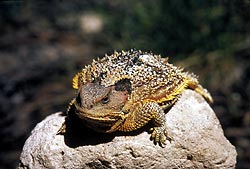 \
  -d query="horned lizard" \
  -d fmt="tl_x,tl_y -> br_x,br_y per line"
58,49 -> 213,147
